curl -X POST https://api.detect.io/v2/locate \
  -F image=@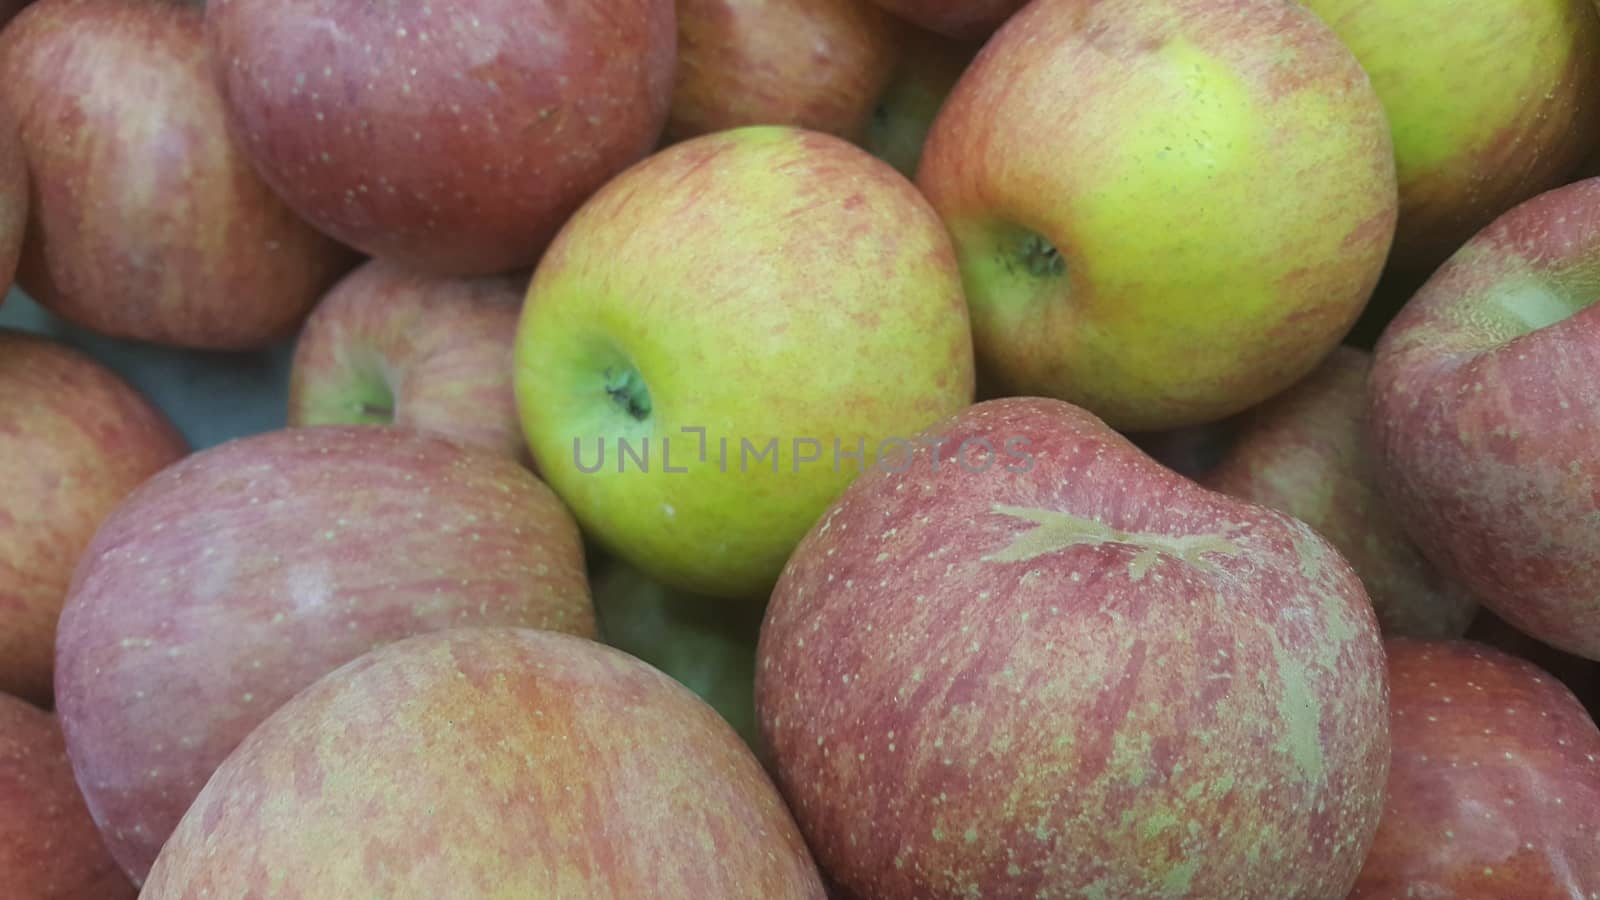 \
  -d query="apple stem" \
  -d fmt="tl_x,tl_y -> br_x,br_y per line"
1018,231 -> 1065,279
